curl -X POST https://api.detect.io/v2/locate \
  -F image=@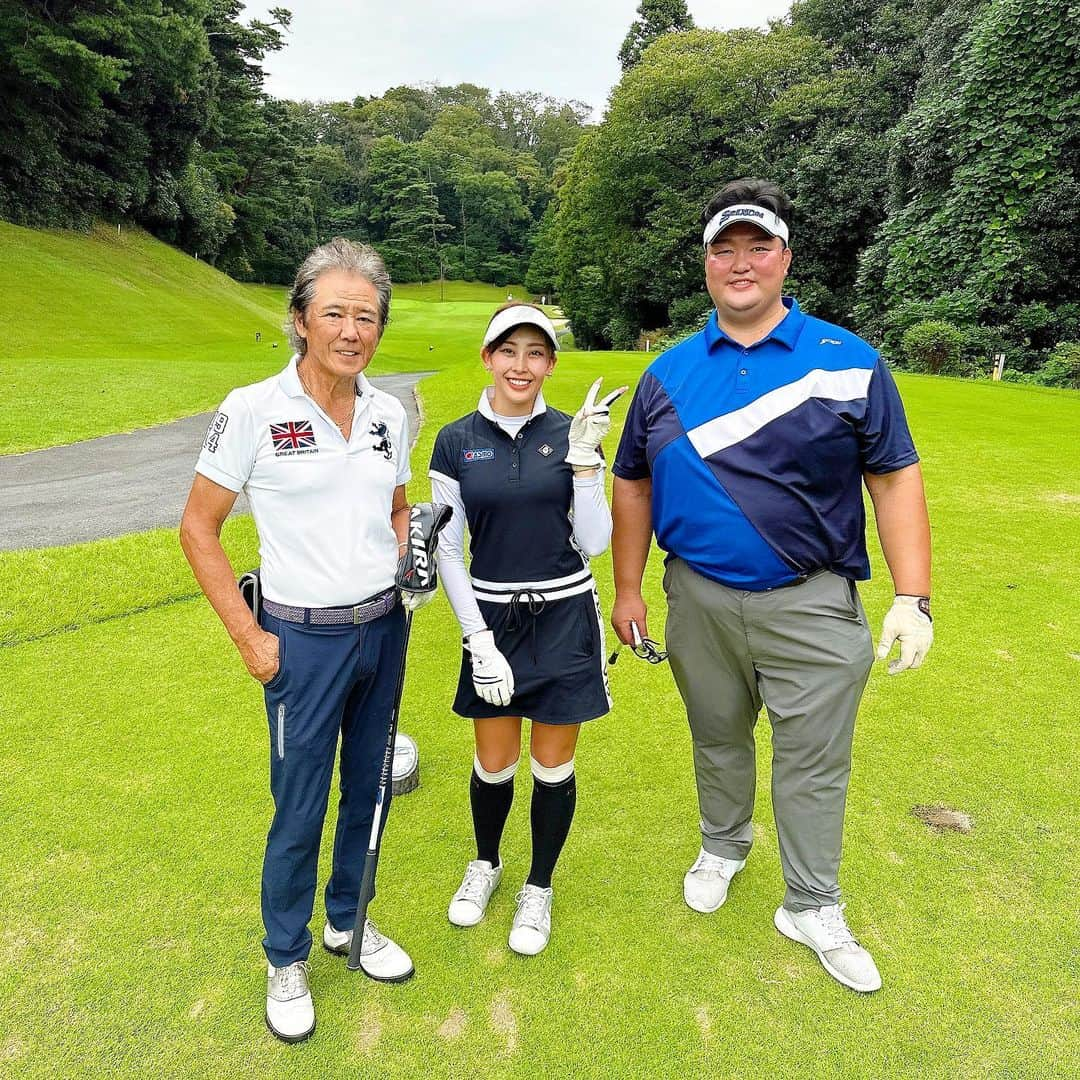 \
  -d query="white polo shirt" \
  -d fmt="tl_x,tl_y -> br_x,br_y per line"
195,356 -> 411,607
